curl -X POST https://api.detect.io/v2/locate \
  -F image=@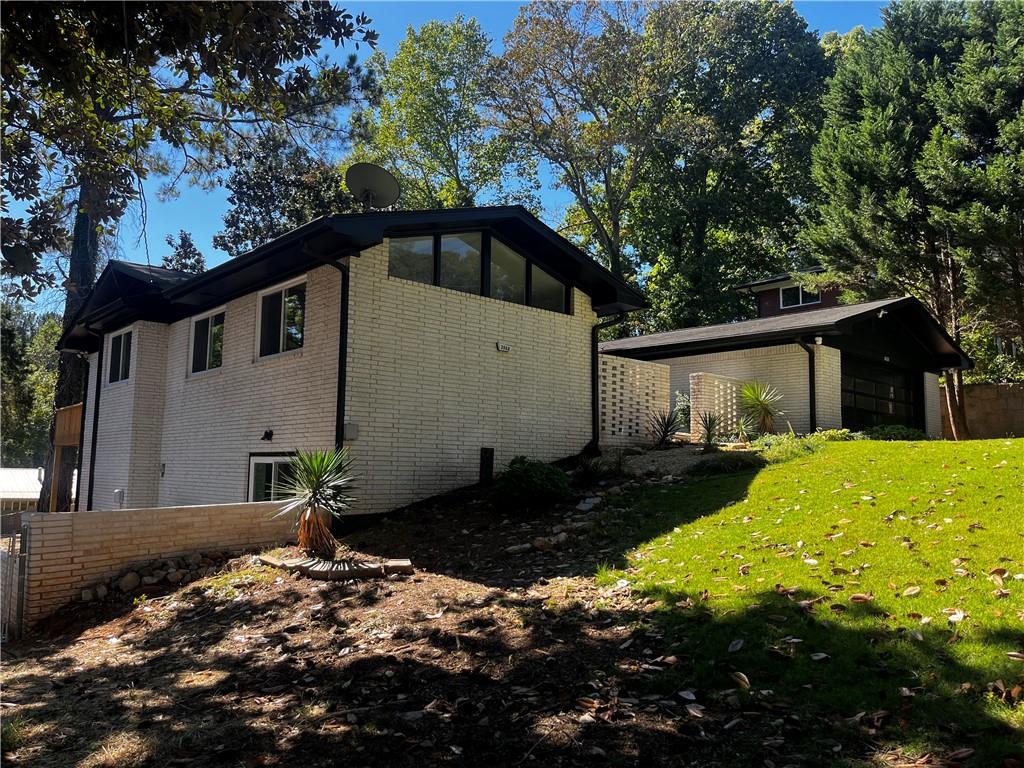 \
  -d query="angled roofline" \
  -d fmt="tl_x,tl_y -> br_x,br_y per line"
734,265 -> 825,292
60,206 -> 647,352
